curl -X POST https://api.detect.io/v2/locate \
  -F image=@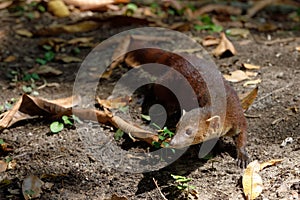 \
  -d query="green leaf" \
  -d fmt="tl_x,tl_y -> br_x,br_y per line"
151,123 -> 161,130
50,121 -> 64,133
162,141 -> 169,147
72,47 -> 81,55
5,157 -> 12,163
158,135 -> 165,141
44,51 -> 55,62
22,85 -> 32,93
62,115 -> 73,125
36,58 -> 47,65
0,139 -> 4,144
114,129 -> 124,141
31,73 -> 40,80
23,74 -> 32,81
118,106 -> 128,113
42,45 -> 52,51
72,115 -> 82,124
152,141 -> 161,148
4,102 -> 12,110
211,25 -> 223,32
37,5 -> 46,12
127,3 -> 138,12
141,114 -> 151,121
163,127 -> 174,137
